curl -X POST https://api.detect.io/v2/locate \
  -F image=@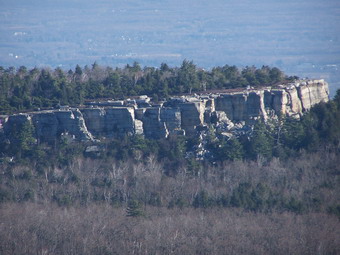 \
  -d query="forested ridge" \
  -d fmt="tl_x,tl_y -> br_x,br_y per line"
0,61 -> 291,114
0,62 -> 339,254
